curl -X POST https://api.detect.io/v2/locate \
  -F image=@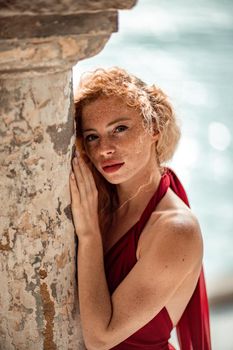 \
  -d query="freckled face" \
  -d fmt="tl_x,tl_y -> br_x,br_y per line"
81,95 -> 157,184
